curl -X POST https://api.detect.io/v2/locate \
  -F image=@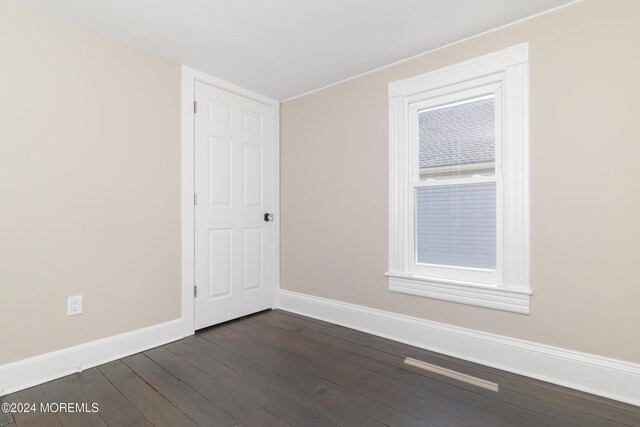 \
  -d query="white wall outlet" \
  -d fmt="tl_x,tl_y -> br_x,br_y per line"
67,295 -> 82,316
